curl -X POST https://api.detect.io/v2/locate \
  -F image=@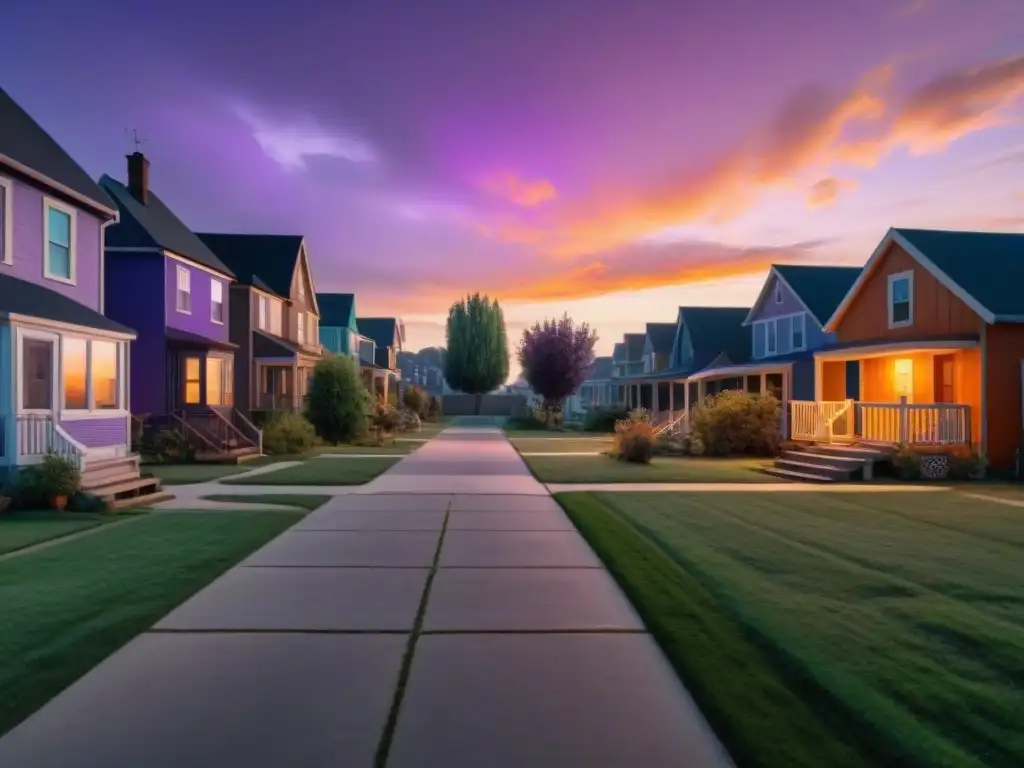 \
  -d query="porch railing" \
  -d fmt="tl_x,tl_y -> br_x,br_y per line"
655,407 -> 695,438
15,414 -> 87,469
790,400 -> 854,442
257,393 -> 296,411
790,400 -> 971,446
